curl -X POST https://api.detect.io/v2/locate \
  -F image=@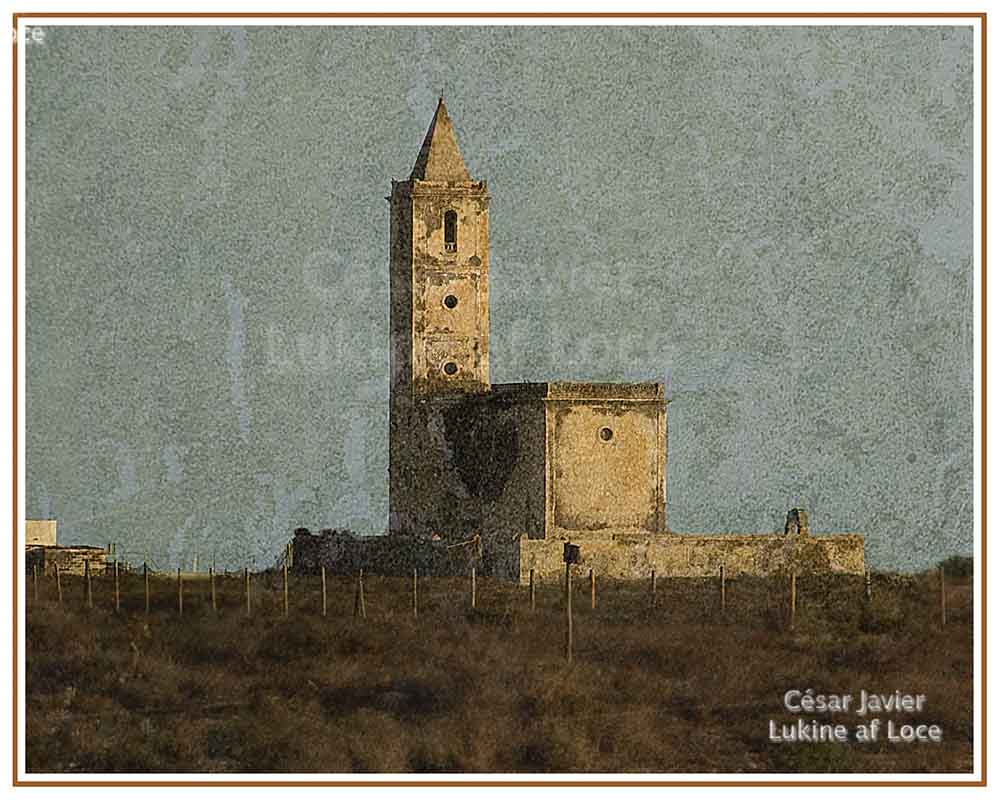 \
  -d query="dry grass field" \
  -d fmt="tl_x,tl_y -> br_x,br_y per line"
25,564 -> 973,774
